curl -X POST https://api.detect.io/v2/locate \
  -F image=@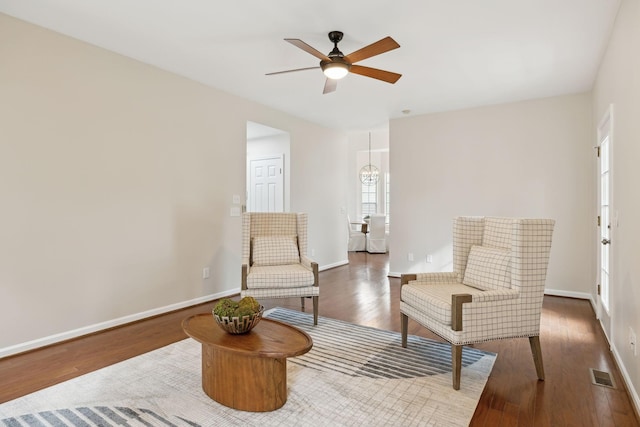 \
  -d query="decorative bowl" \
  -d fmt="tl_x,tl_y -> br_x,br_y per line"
213,307 -> 264,334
